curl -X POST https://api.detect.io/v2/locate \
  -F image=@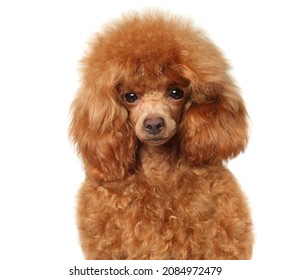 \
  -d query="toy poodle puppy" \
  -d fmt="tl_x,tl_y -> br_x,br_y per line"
70,11 -> 253,259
